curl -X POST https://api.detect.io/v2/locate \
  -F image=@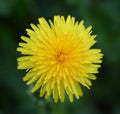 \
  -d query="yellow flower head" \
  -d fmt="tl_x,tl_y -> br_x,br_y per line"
17,15 -> 103,102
